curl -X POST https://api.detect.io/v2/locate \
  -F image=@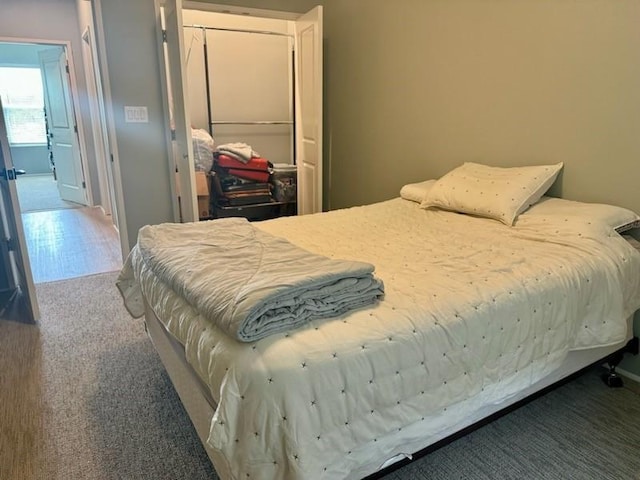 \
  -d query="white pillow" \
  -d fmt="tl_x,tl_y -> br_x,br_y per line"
524,196 -> 640,232
420,162 -> 563,225
399,179 -> 436,203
